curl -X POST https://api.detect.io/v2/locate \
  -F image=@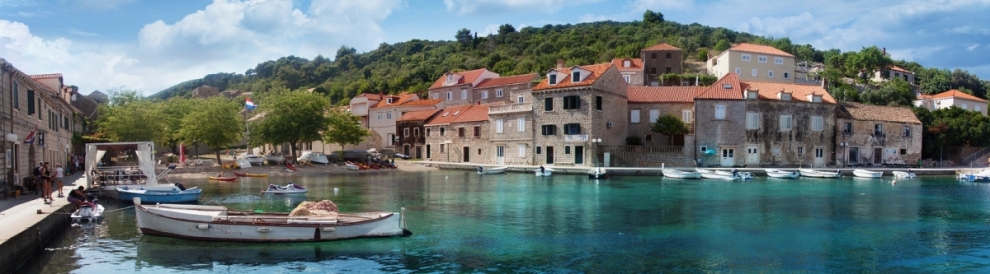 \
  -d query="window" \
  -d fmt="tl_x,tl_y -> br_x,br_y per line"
977,105 -> 982,111
651,67 -> 656,74
734,68 -> 741,75
426,128 -> 431,136
700,146 -> 708,153
746,112 -> 760,129
565,146 -> 571,154
414,128 -> 420,137
563,95 -> 580,110
474,126 -> 480,137
747,91 -> 758,99
440,144 -> 445,153
811,116 -> 823,131
563,123 -> 581,134
742,54 -> 751,61
649,110 -> 659,124
843,122 -> 852,134
783,72 -> 790,79
517,95 -> 524,103
903,126 -> 911,137
440,127 -> 445,136
595,96 -> 602,110
63,115 -> 69,129
432,93 -> 438,99
630,109 -> 641,123
651,53 -> 657,59
496,120 -> 504,133
544,98 -> 553,111
386,98 -> 394,104
572,71 -> 581,82
774,57 -> 784,64
645,135 -> 653,142
768,70 -> 774,78
536,146 -> 542,154
772,146 -> 780,156
403,128 -> 409,137
377,113 -> 382,120
666,52 -> 672,59
751,69 -> 758,77
458,127 -> 465,137
623,75 -> 631,83
446,92 -> 452,100
758,56 -> 767,63
549,74 -> 557,85
386,112 -> 392,120
682,110 -> 693,123
623,60 -> 631,67
714,105 -> 726,120
815,148 -> 824,158
875,124 -> 883,135
797,146 -> 804,156
519,145 -> 526,158
779,115 -> 793,131
780,93 -> 792,101
496,89 -> 504,97
481,91 -> 489,99
665,67 -> 672,73
461,89 -> 467,99
27,90 -> 35,114
517,118 -> 525,132
900,149 -> 907,155
541,125 -> 556,135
